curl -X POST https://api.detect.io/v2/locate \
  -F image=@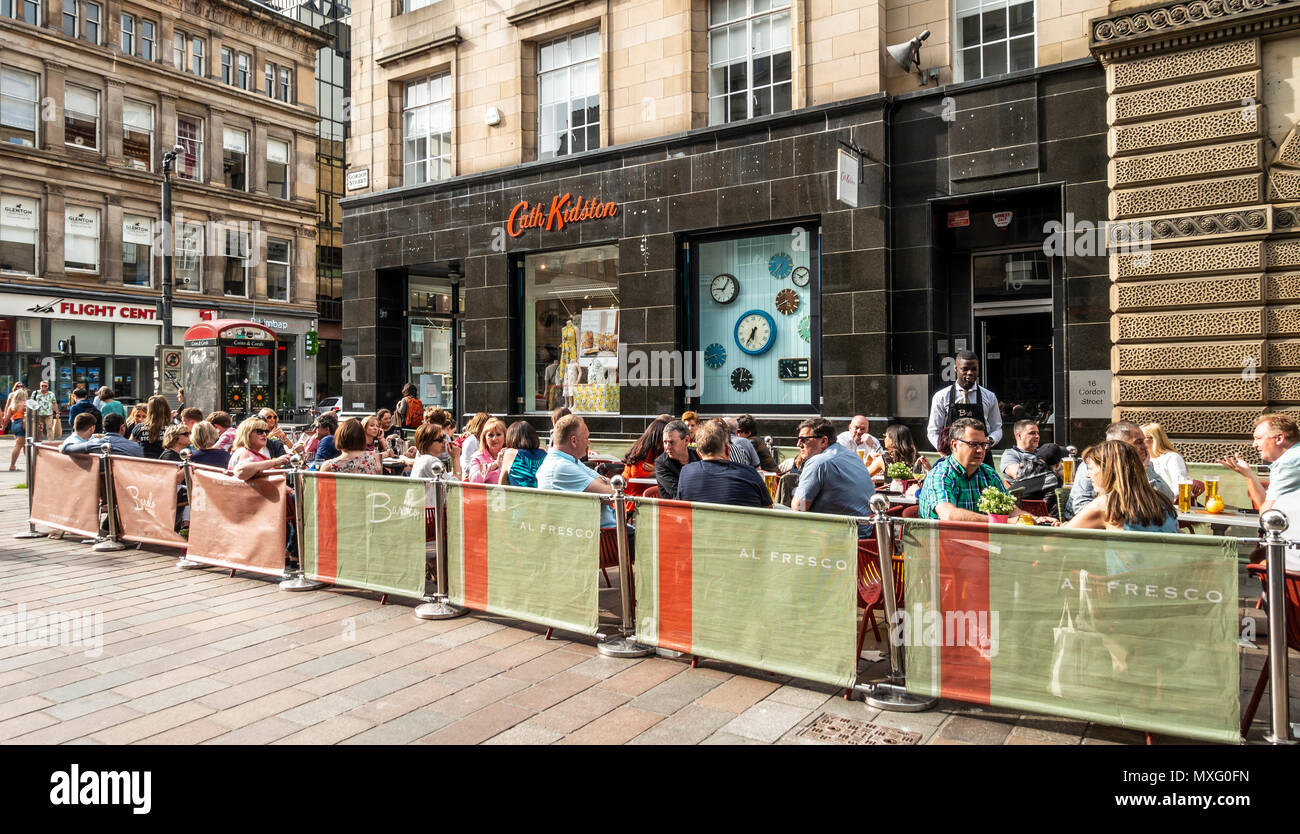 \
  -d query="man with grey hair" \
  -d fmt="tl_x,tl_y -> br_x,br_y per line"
1065,419 -> 1174,518
654,420 -> 700,499
722,416 -> 761,469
